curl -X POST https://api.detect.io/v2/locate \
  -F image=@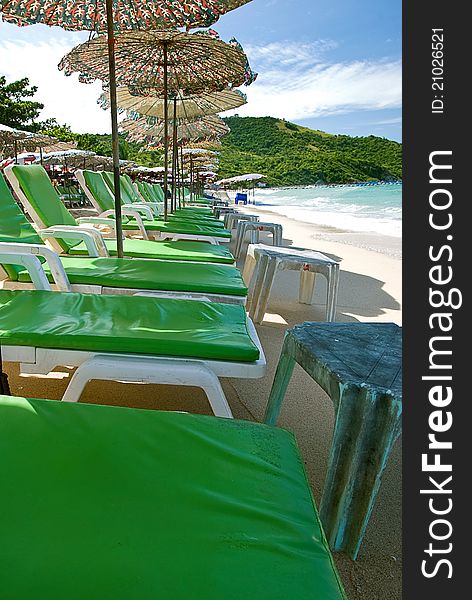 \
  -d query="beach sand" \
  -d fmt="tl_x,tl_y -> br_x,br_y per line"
3,205 -> 402,599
